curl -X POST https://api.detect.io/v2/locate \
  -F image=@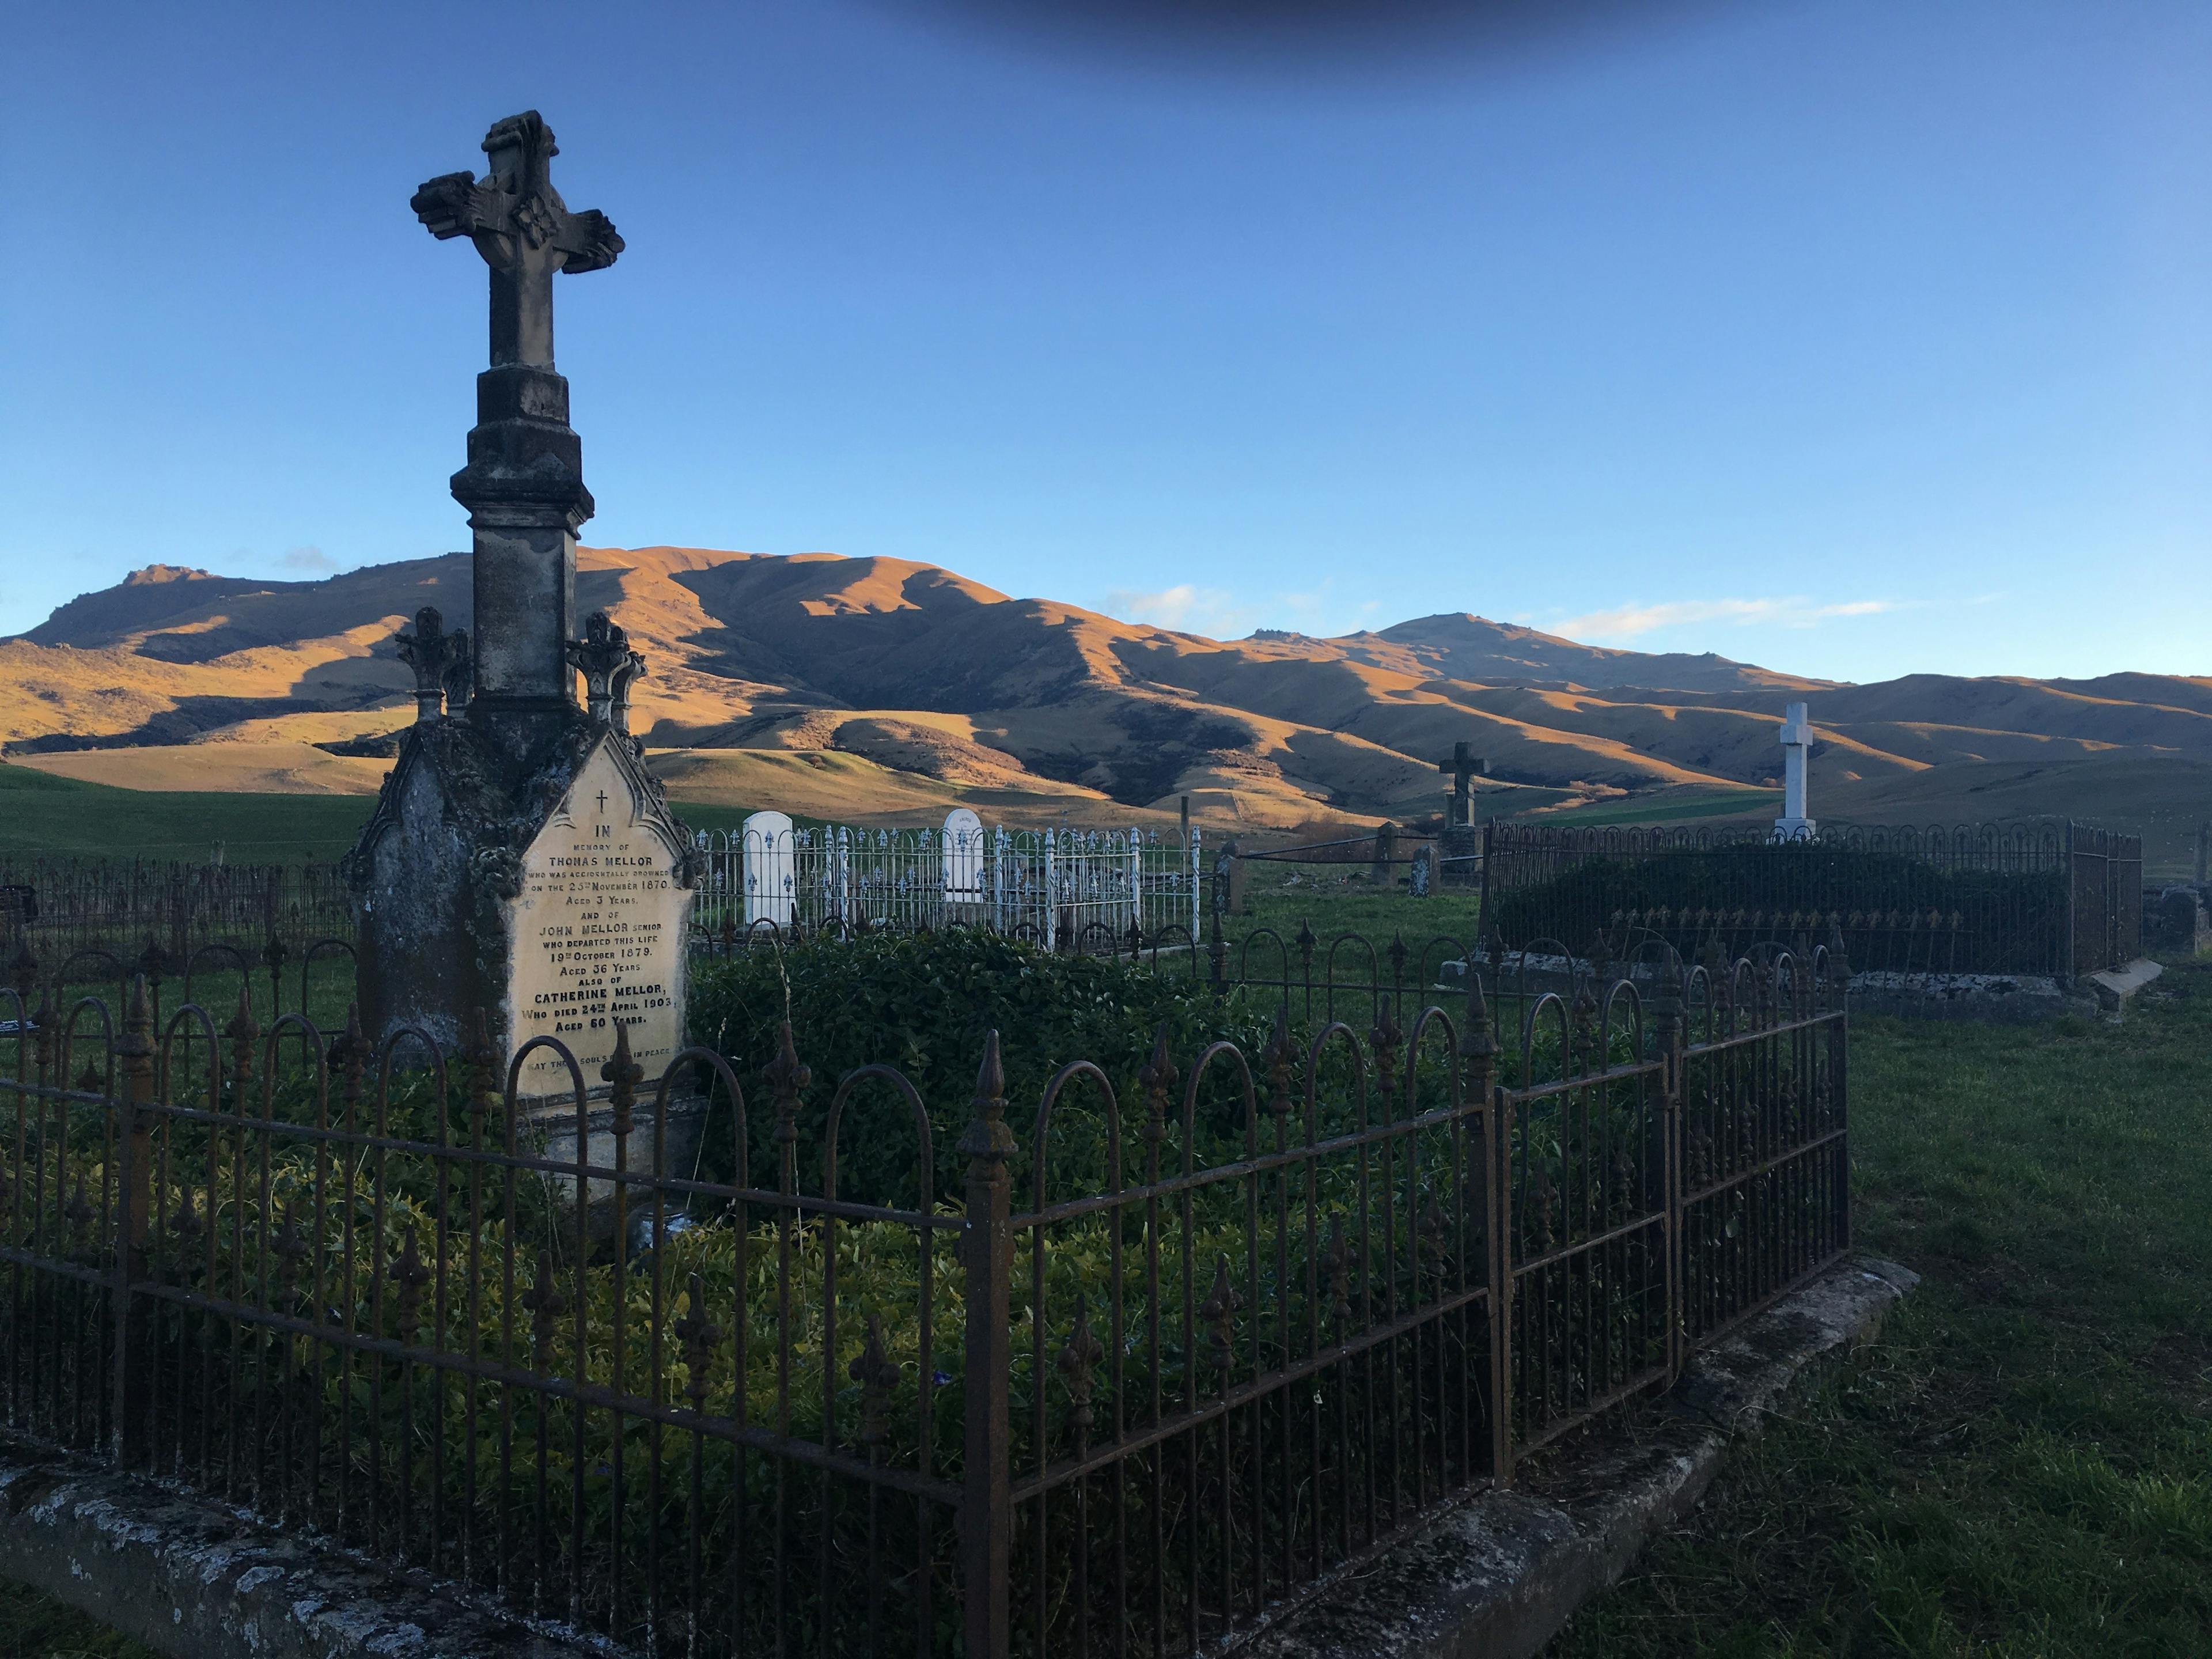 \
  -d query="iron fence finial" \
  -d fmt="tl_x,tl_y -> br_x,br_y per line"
1138,1023 -> 1177,1145
1263,1003 -> 1296,1119
957,1031 -> 1016,1169
1056,1297 -> 1106,1455
763,1019 -> 811,1151
601,1018 -> 643,1137
850,1313 -> 900,1448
